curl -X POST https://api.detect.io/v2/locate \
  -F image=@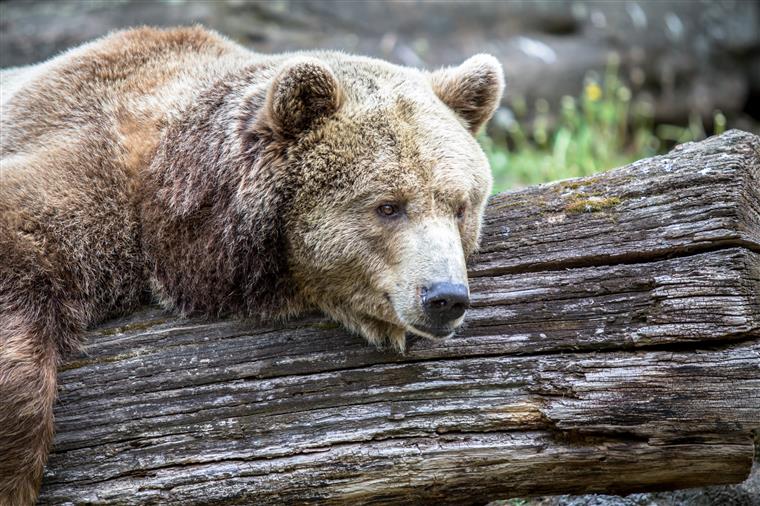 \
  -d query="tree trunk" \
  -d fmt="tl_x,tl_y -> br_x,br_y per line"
40,130 -> 760,505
